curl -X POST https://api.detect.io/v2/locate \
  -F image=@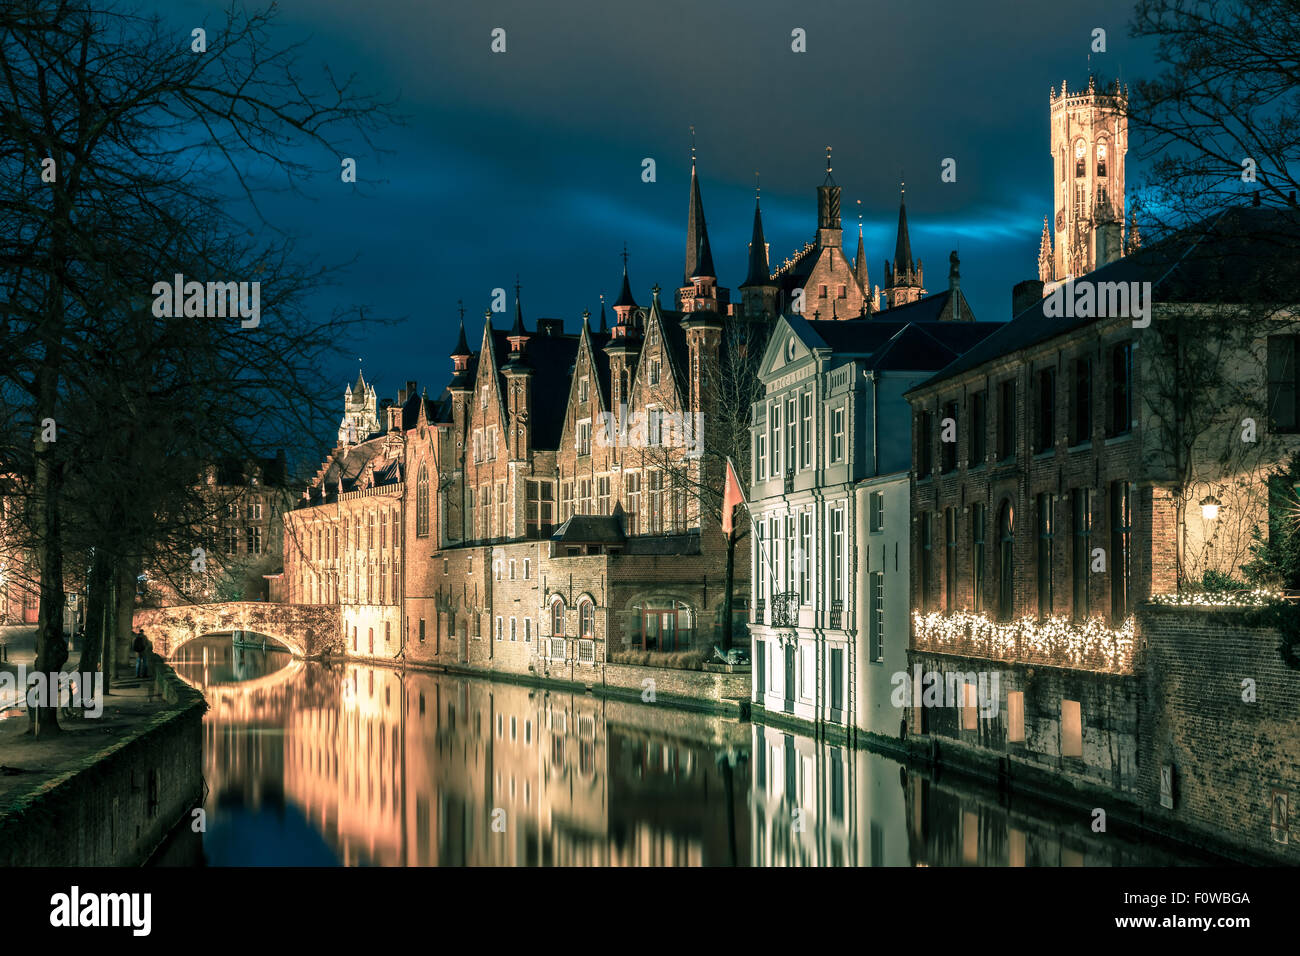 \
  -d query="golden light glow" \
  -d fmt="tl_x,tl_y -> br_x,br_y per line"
1150,588 -> 1278,607
912,611 -> 1135,674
